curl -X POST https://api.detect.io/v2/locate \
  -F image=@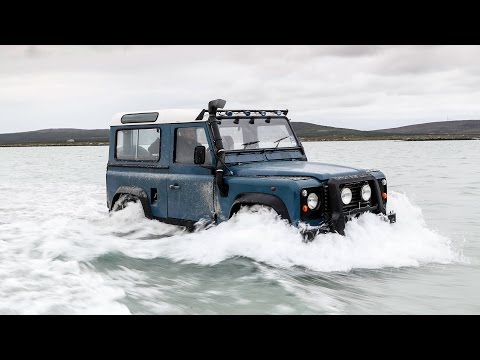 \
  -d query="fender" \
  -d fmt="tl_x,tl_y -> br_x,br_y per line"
111,186 -> 153,219
230,193 -> 291,222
